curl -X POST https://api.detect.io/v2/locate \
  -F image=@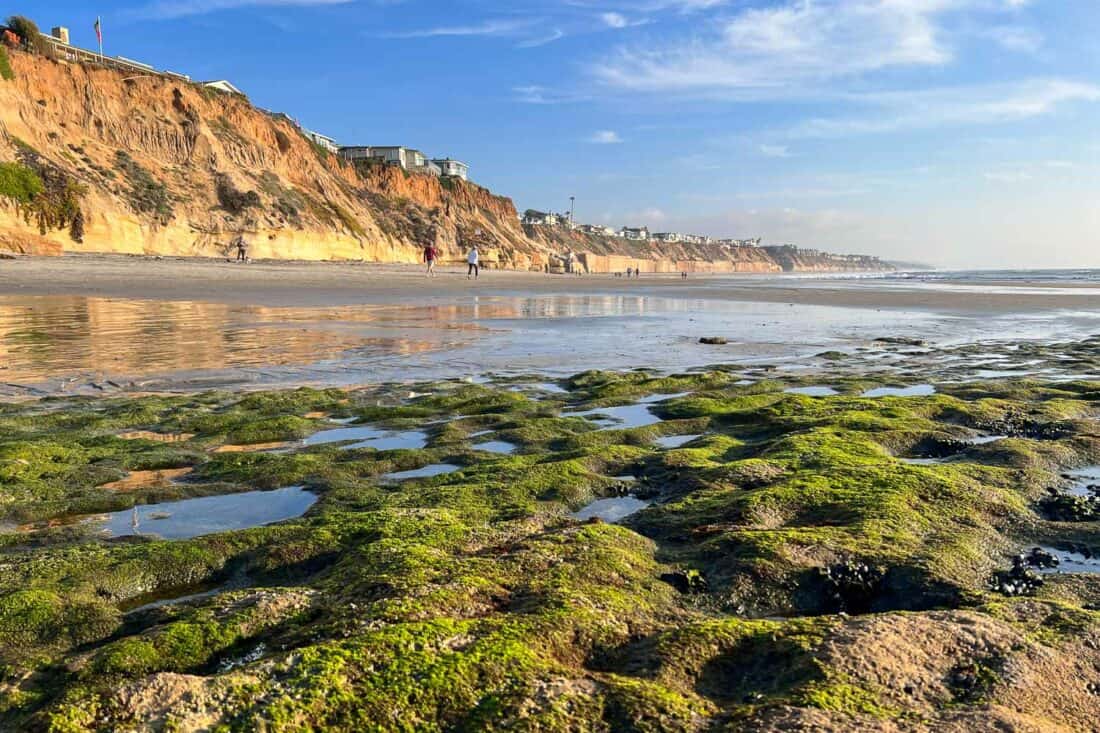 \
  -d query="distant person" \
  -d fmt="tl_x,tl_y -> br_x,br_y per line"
424,242 -> 438,277
626,267 -> 632,278
635,268 -> 641,278
232,234 -> 248,262
466,245 -> 479,279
